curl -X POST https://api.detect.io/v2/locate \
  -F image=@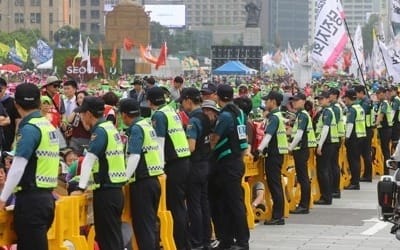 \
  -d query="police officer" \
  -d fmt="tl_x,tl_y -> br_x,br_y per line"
119,98 -> 164,250
256,91 -> 288,225
314,91 -> 339,205
355,85 -> 373,182
75,96 -> 127,250
375,87 -> 393,174
179,87 -> 212,250
0,83 -> 59,250
147,87 -> 191,250
343,89 -> 366,190
390,86 -> 400,152
210,84 -> 249,250
329,88 -> 344,198
288,92 -> 317,214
